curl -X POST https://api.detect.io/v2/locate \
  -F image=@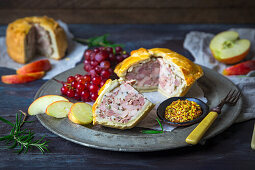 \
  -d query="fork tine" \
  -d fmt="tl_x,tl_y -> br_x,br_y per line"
226,90 -> 236,101
232,91 -> 241,103
224,90 -> 233,101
